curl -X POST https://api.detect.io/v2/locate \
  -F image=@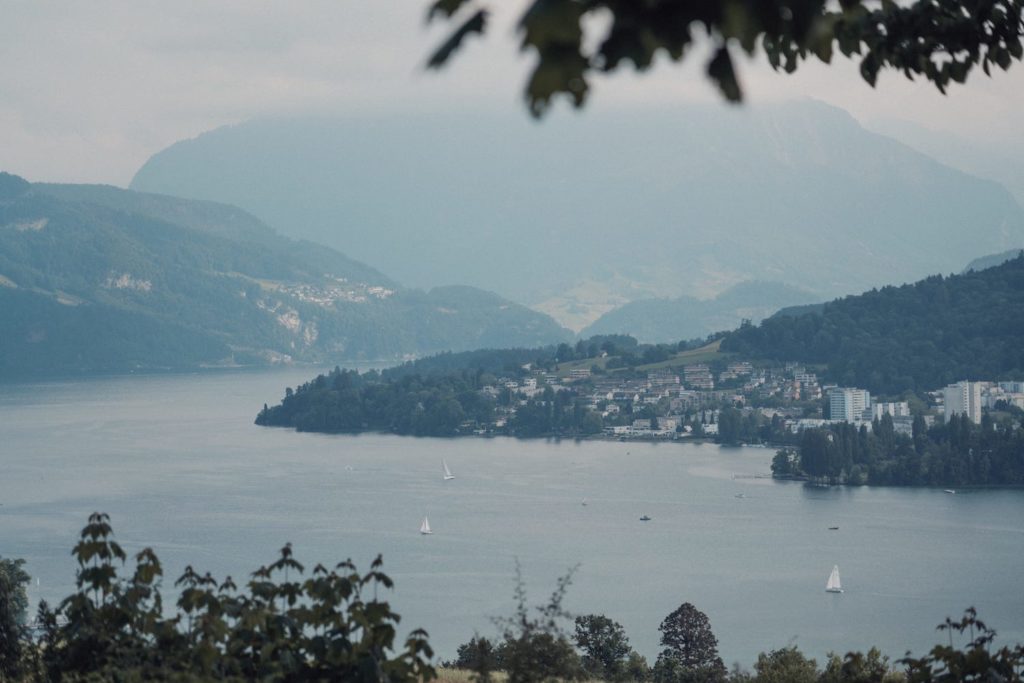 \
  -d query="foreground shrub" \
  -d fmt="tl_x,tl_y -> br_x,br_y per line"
19,513 -> 434,682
